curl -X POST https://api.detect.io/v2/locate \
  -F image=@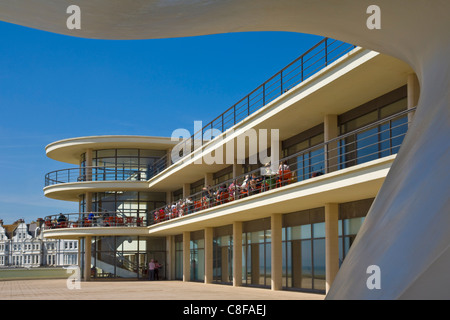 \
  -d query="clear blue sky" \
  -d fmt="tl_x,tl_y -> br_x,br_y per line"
0,20 -> 322,225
